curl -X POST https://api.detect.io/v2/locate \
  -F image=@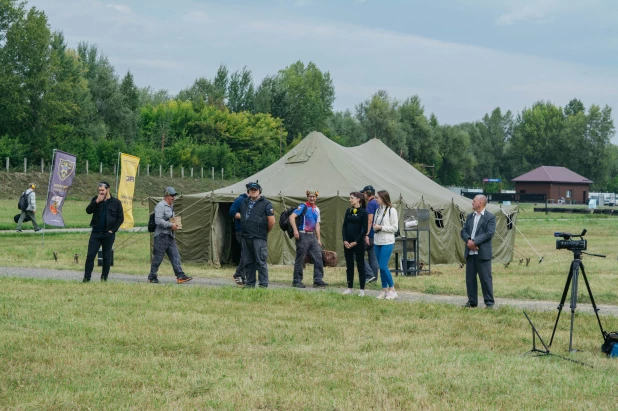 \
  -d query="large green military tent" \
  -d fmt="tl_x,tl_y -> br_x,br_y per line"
154,132 -> 518,266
